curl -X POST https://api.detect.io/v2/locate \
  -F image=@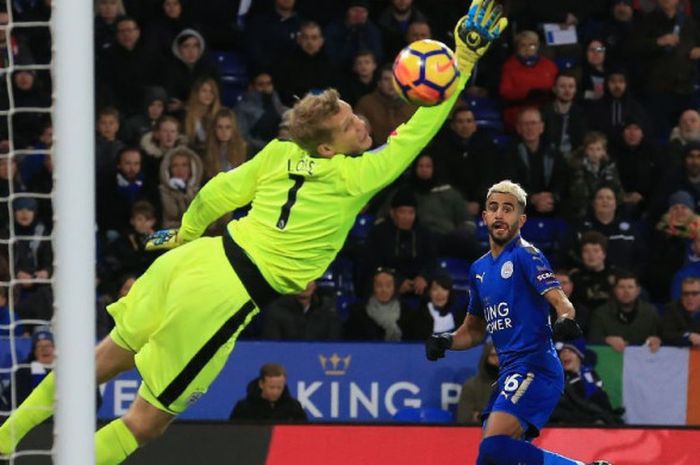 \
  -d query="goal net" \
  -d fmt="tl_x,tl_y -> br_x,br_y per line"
1,0 -> 95,464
